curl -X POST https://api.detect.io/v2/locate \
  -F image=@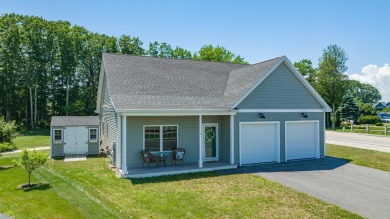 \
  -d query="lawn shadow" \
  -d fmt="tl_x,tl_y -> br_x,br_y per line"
217,156 -> 351,175
19,183 -> 52,192
0,165 -> 15,171
129,171 -> 220,185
